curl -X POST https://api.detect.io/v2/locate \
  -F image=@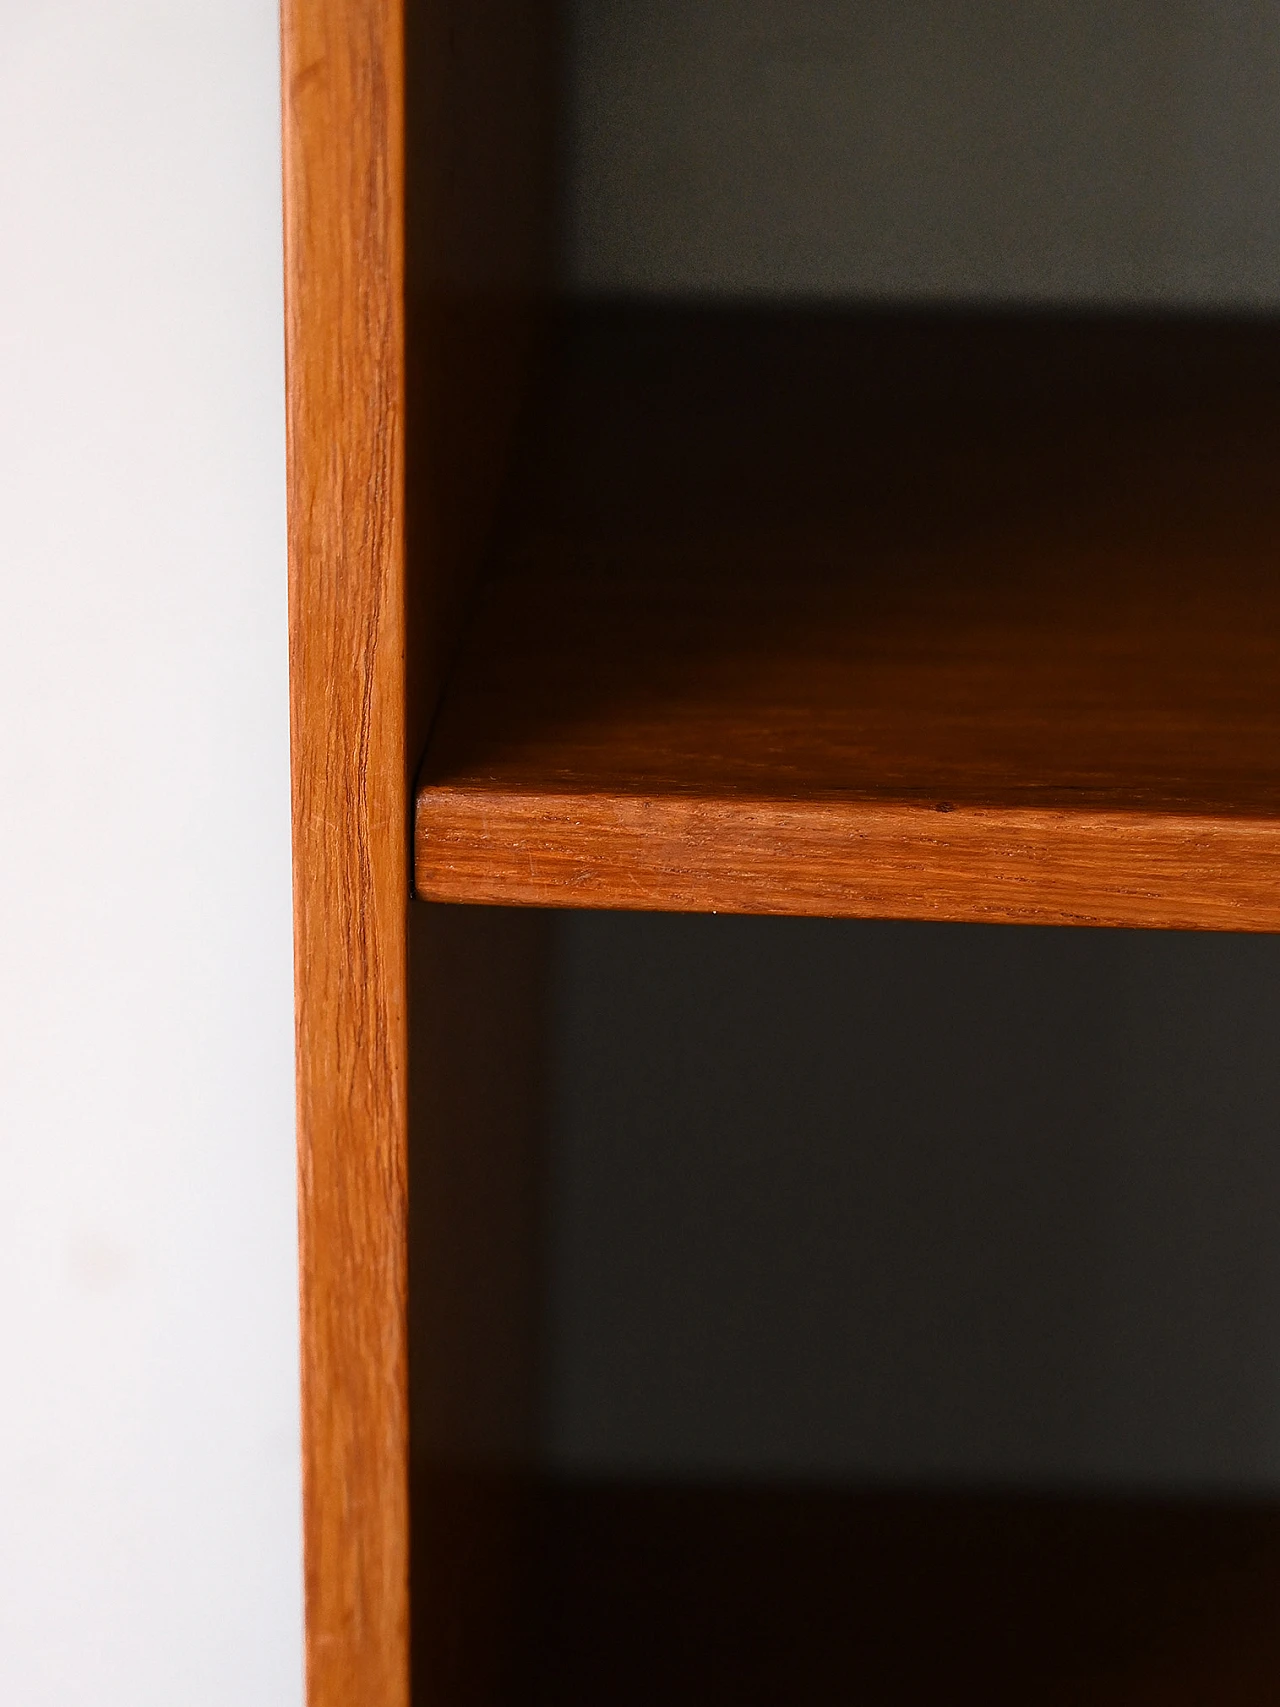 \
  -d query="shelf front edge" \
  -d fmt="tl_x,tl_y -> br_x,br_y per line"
415,788 -> 1280,931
